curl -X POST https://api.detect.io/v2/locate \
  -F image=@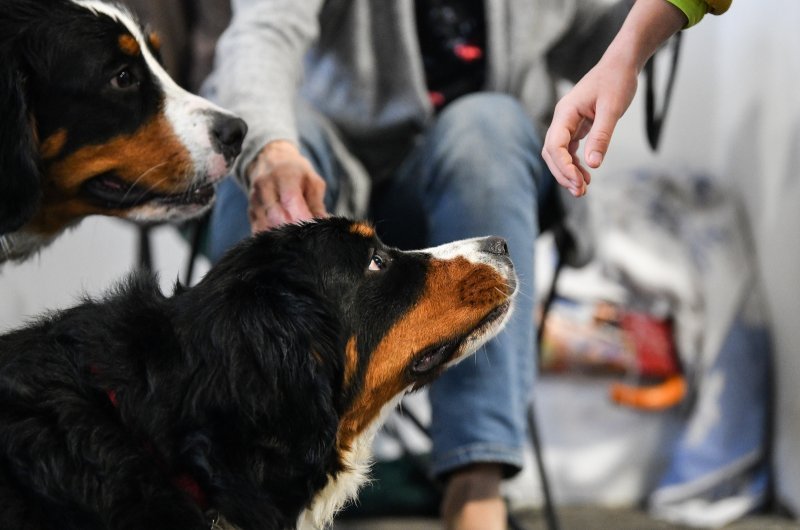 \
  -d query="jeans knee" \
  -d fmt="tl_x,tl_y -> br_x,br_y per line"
434,93 -> 540,150
424,93 -> 542,201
